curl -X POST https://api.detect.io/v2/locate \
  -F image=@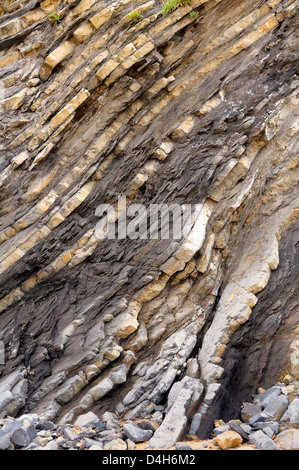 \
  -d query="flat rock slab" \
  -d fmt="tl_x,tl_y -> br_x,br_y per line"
253,386 -> 281,408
